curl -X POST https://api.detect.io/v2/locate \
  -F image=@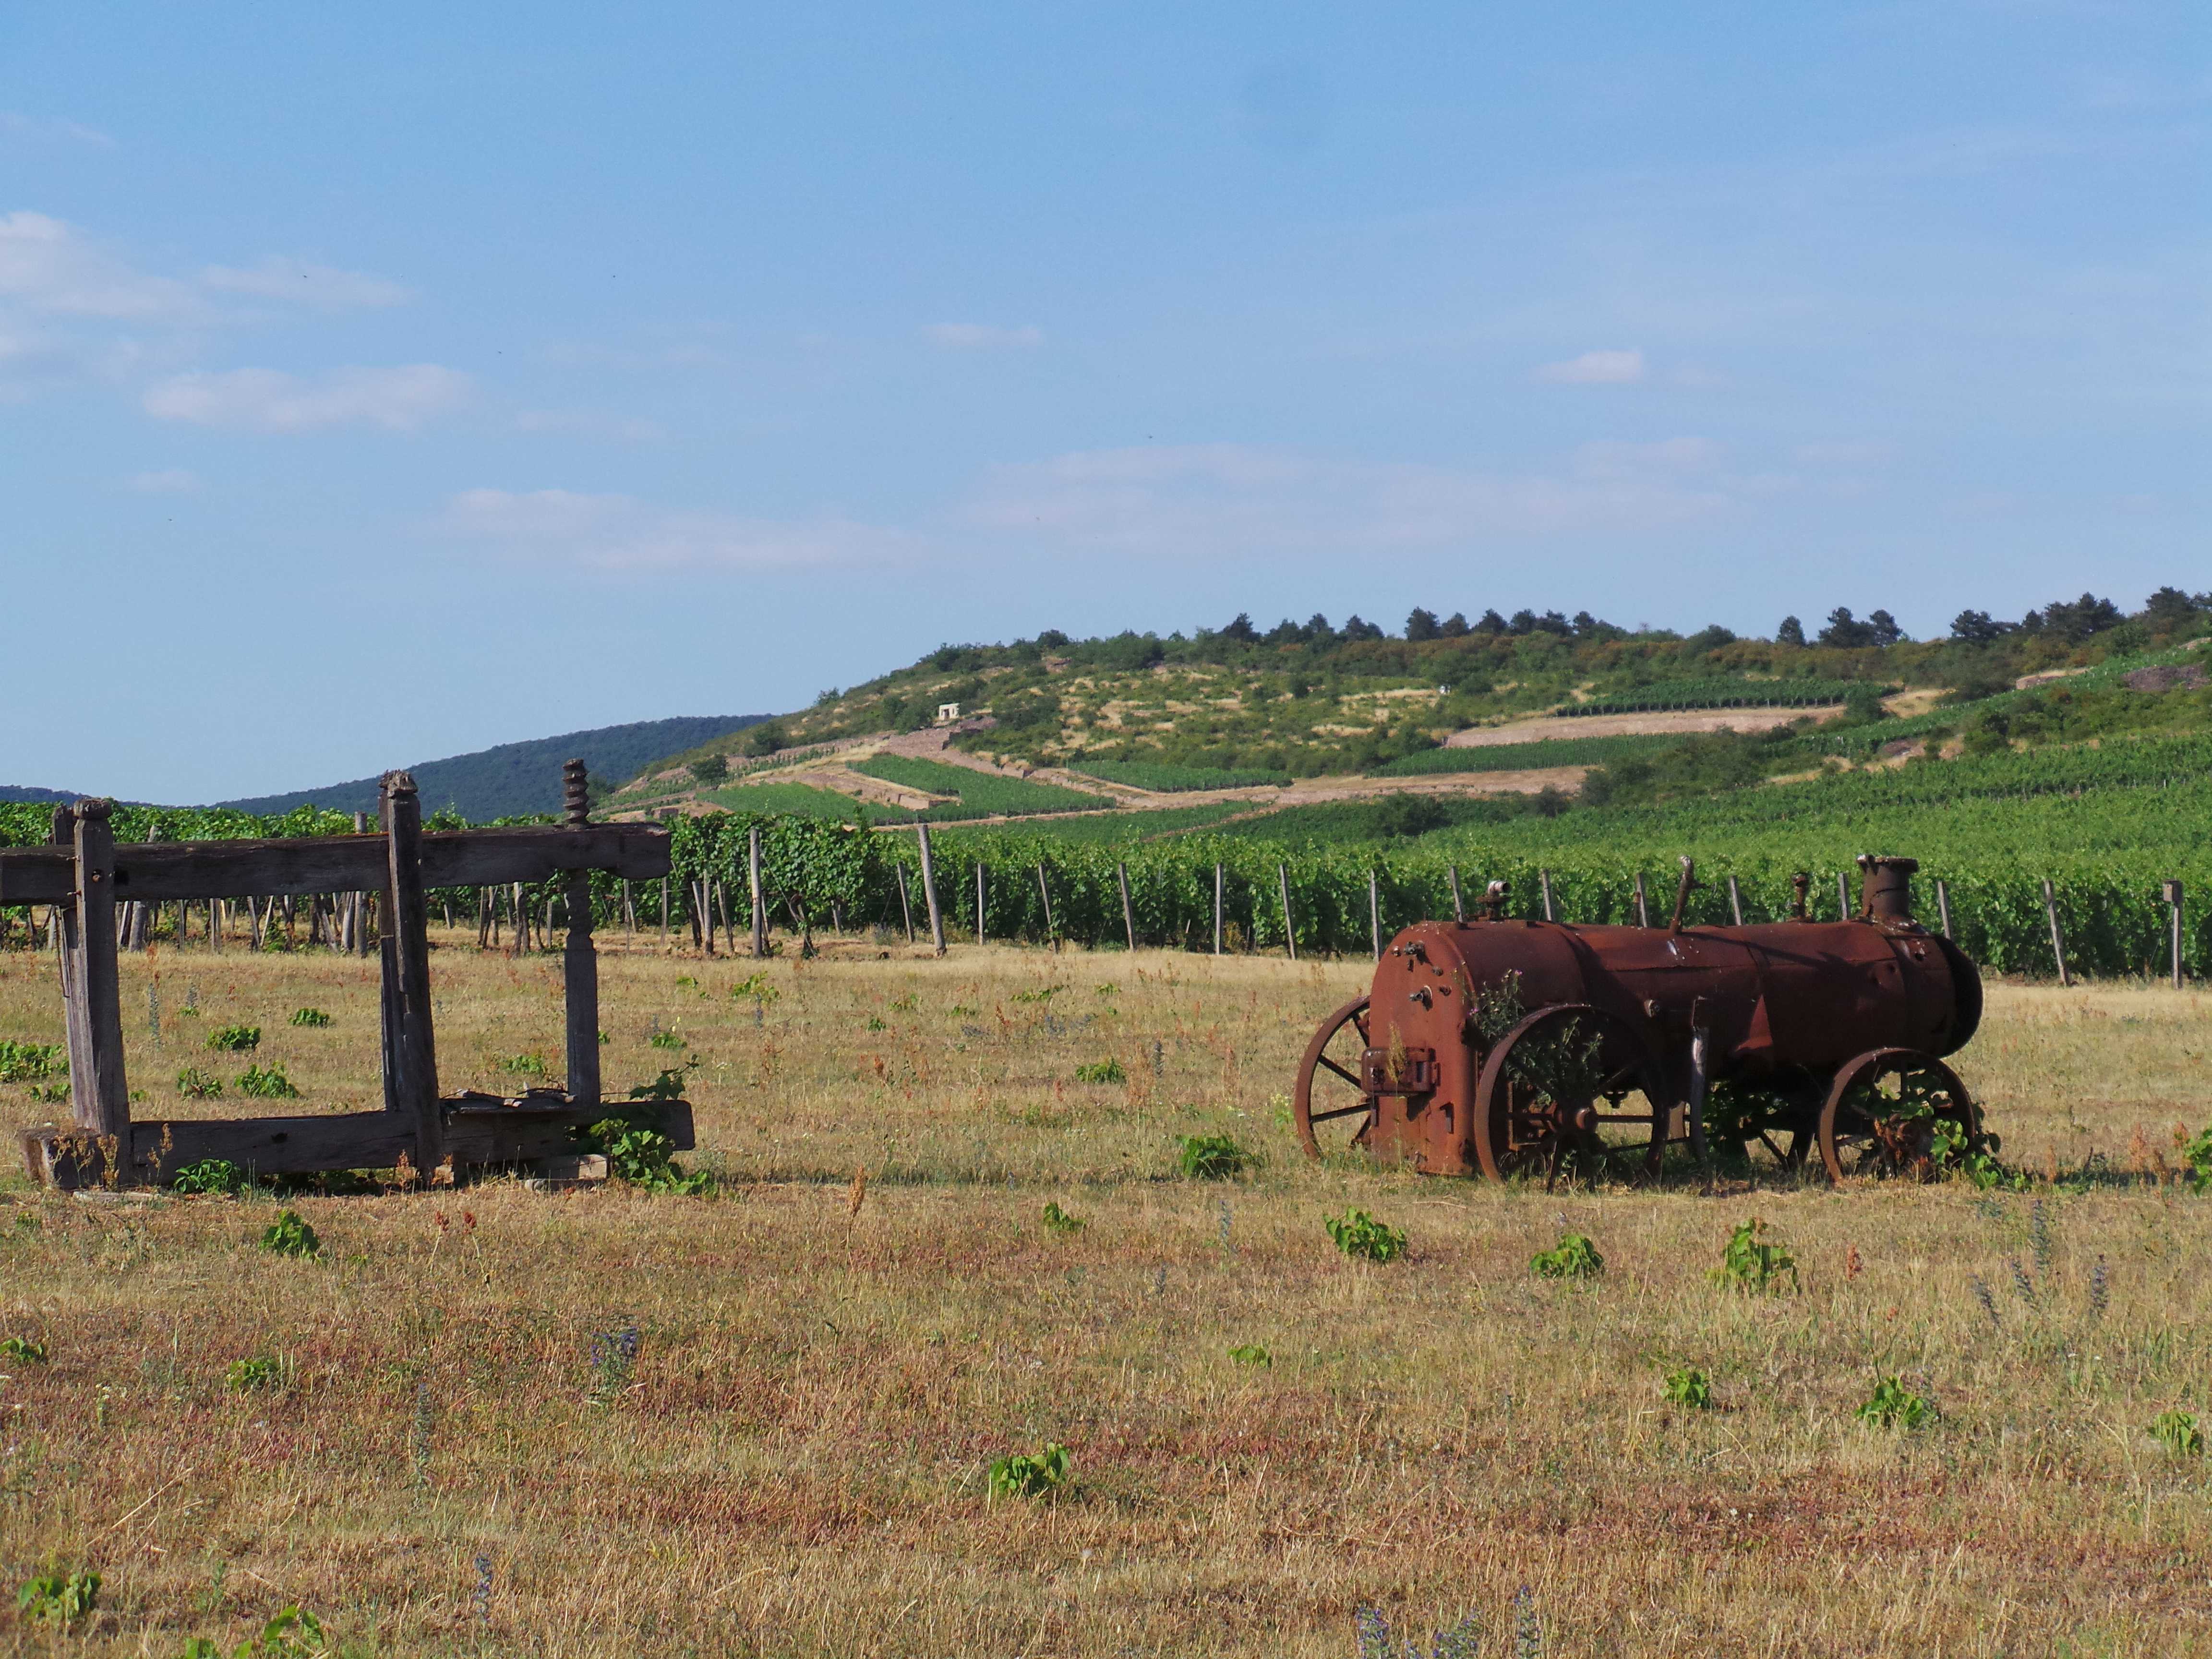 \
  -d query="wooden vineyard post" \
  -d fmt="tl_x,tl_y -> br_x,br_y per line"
916,824 -> 945,957
1277,863 -> 1297,962
1727,875 -> 1744,927
1035,864 -> 1057,950
1214,864 -> 1225,956
1936,878 -> 1952,939
749,827 -> 767,958
562,760 -> 601,1110
68,800 -> 130,1142
1447,865 -> 1465,924
659,876 -> 669,950
1539,868 -> 1556,923
2166,879 -> 2185,989
1836,872 -> 1852,921
623,879 -> 636,943
1634,872 -> 1650,928
1368,869 -> 1381,959
352,812 -> 371,956
895,862 -> 915,944
1118,862 -> 1137,952
975,861 -> 987,947
381,772 -> 443,1174
2042,878 -> 2070,987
